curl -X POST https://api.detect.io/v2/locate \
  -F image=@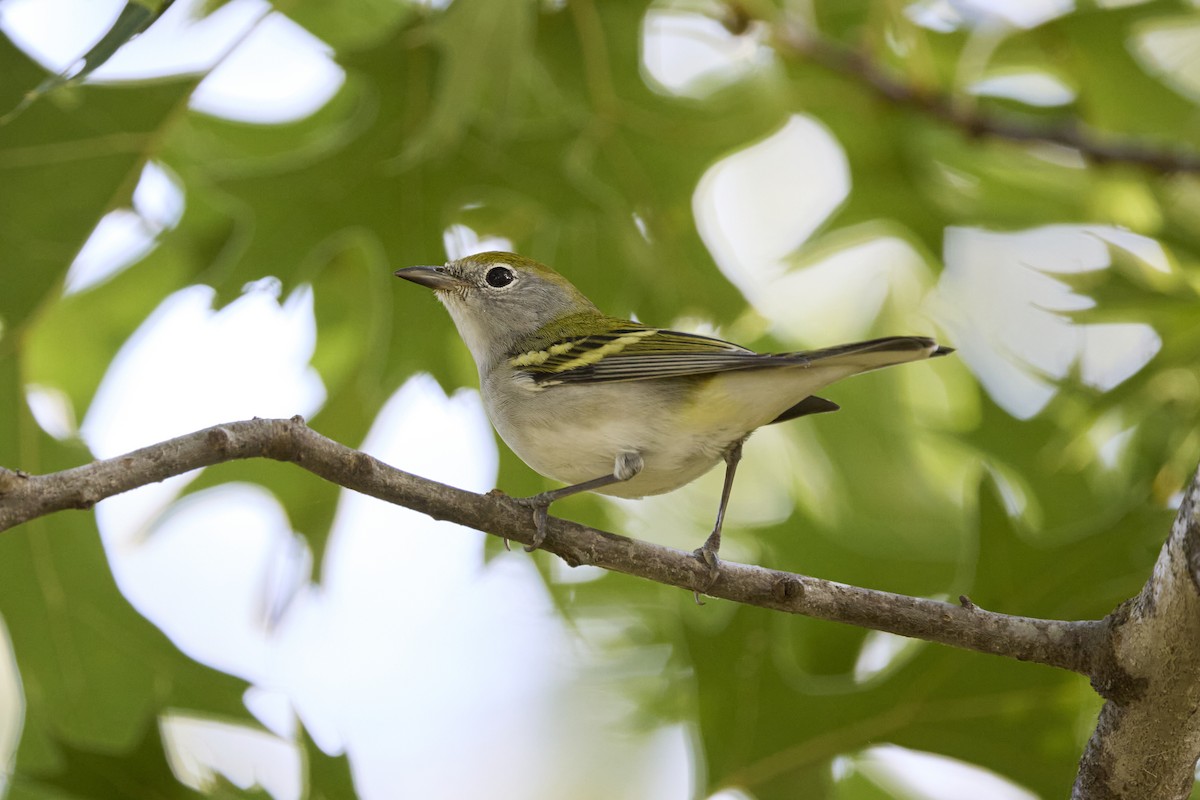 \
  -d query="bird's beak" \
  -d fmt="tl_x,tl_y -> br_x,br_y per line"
393,265 -> 467,291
